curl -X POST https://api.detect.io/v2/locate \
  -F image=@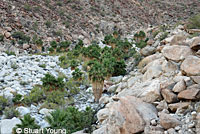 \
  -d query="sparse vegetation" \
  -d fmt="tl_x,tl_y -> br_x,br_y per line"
46,106 -> 95,134
187,13 -> 200,29
4,107 -> 20,119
